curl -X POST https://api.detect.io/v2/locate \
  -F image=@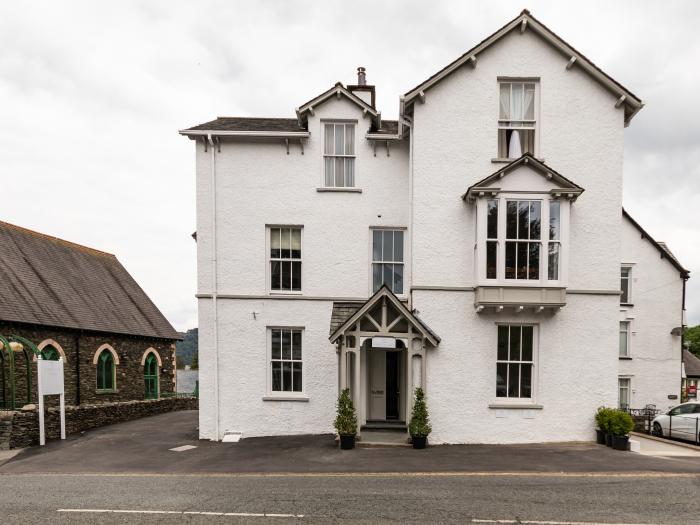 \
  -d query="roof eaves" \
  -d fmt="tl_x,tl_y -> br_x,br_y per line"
403,10 -> 643,123
296,82 -> 379,123
622,208 -> 690,278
